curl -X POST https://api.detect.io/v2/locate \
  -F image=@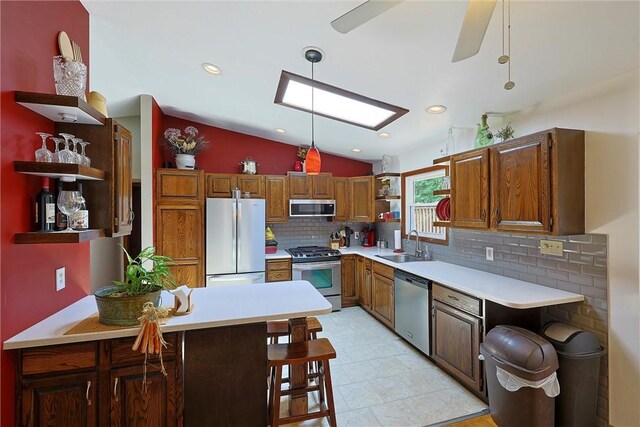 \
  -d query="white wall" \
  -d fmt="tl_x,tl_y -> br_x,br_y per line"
396,69 -> 640,425
139,95 -> 154,250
